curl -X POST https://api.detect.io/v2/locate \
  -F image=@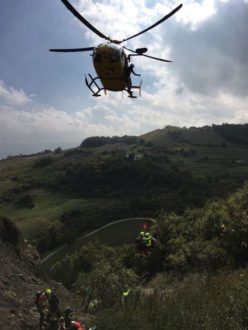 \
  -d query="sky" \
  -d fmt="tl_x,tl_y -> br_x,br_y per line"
0,0 -> 247,158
